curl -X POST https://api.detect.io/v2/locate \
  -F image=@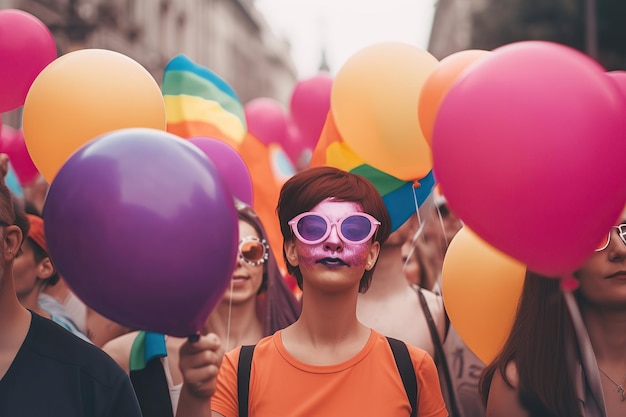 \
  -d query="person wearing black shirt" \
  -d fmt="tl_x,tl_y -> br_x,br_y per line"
0,154 -> 142,417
